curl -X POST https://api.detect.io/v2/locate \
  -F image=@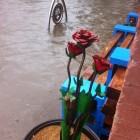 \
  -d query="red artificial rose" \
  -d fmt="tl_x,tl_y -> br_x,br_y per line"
93,55 -> 112,74
66,42 -> 83,57
72,29 -> 100,47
